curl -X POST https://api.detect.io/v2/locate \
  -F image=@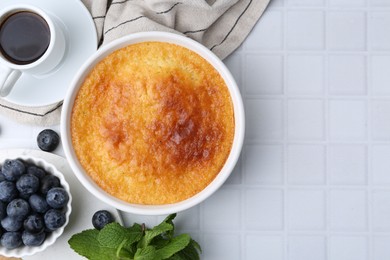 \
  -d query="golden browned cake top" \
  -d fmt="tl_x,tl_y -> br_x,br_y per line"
71,42 -> 234,205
